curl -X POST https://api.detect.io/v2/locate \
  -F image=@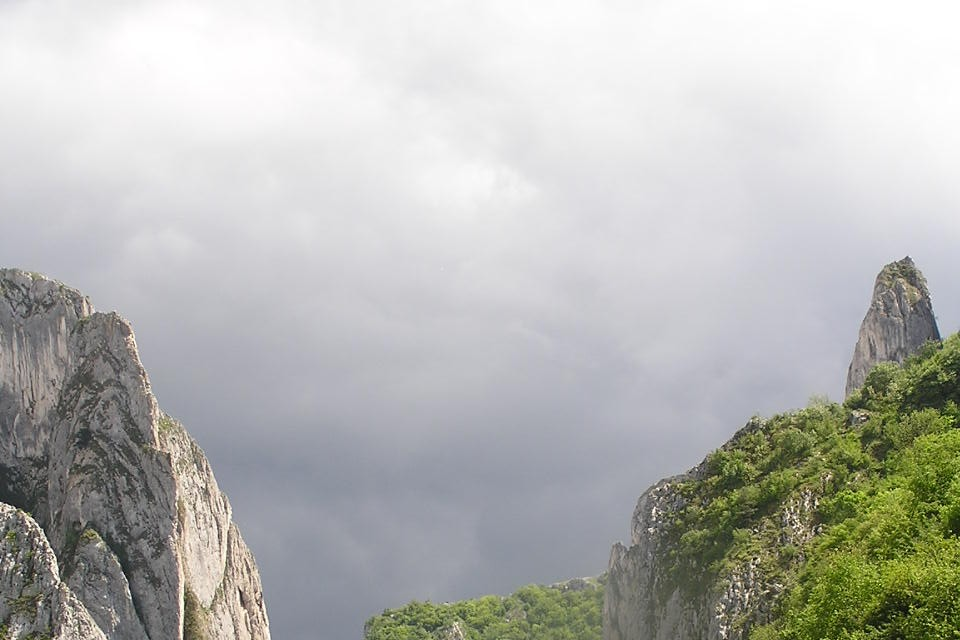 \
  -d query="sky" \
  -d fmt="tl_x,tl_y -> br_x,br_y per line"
3,1 -> 960,638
